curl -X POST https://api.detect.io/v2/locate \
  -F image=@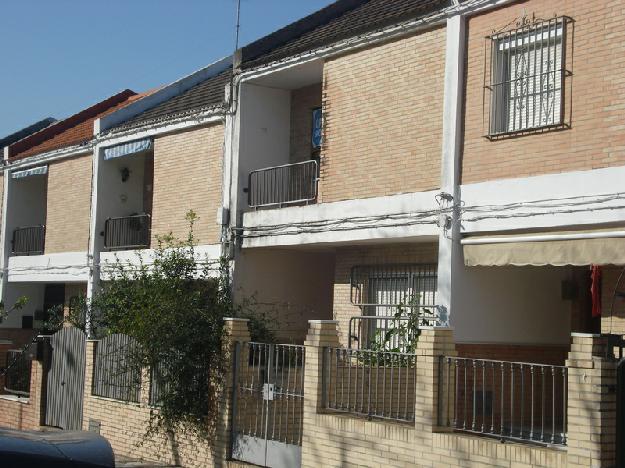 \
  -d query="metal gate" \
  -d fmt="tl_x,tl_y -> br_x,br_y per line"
232,342 -> 305,468
45,327 -> 86,430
